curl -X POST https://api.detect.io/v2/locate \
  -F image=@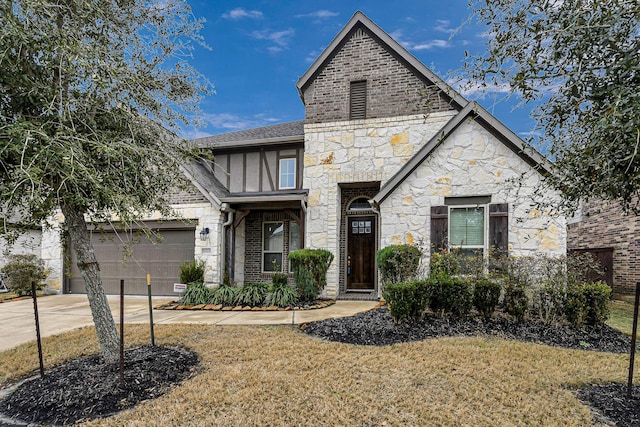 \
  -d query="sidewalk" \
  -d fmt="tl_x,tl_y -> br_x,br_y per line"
0,294 -> 379,352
